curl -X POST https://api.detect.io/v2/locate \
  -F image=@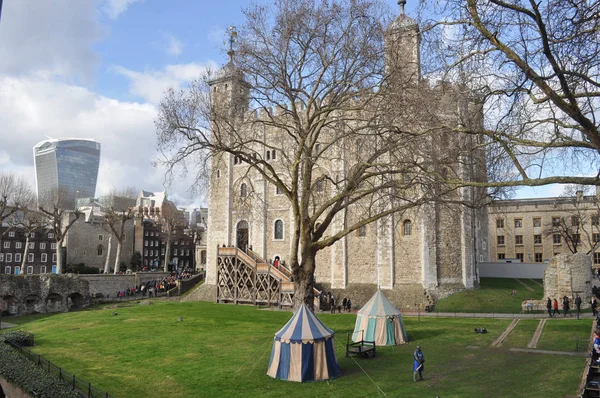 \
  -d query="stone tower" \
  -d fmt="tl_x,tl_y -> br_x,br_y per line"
205,27 -> 250,285
384,0 -> 420,86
